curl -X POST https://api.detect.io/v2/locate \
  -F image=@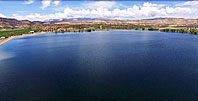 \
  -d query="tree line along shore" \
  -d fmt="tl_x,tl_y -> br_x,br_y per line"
31,24 -> 198,35
0,25 -> 198,39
